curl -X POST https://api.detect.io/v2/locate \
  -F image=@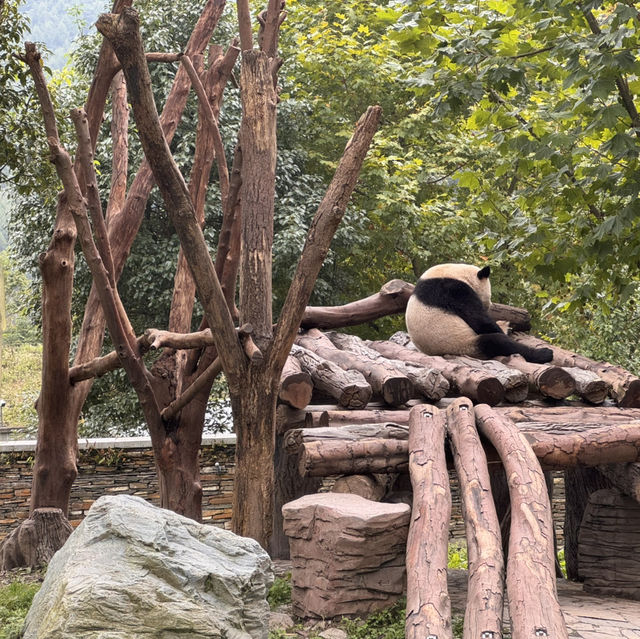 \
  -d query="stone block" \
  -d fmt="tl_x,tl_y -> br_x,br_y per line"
579,488 -> 640,601
282,493 -> 410,619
